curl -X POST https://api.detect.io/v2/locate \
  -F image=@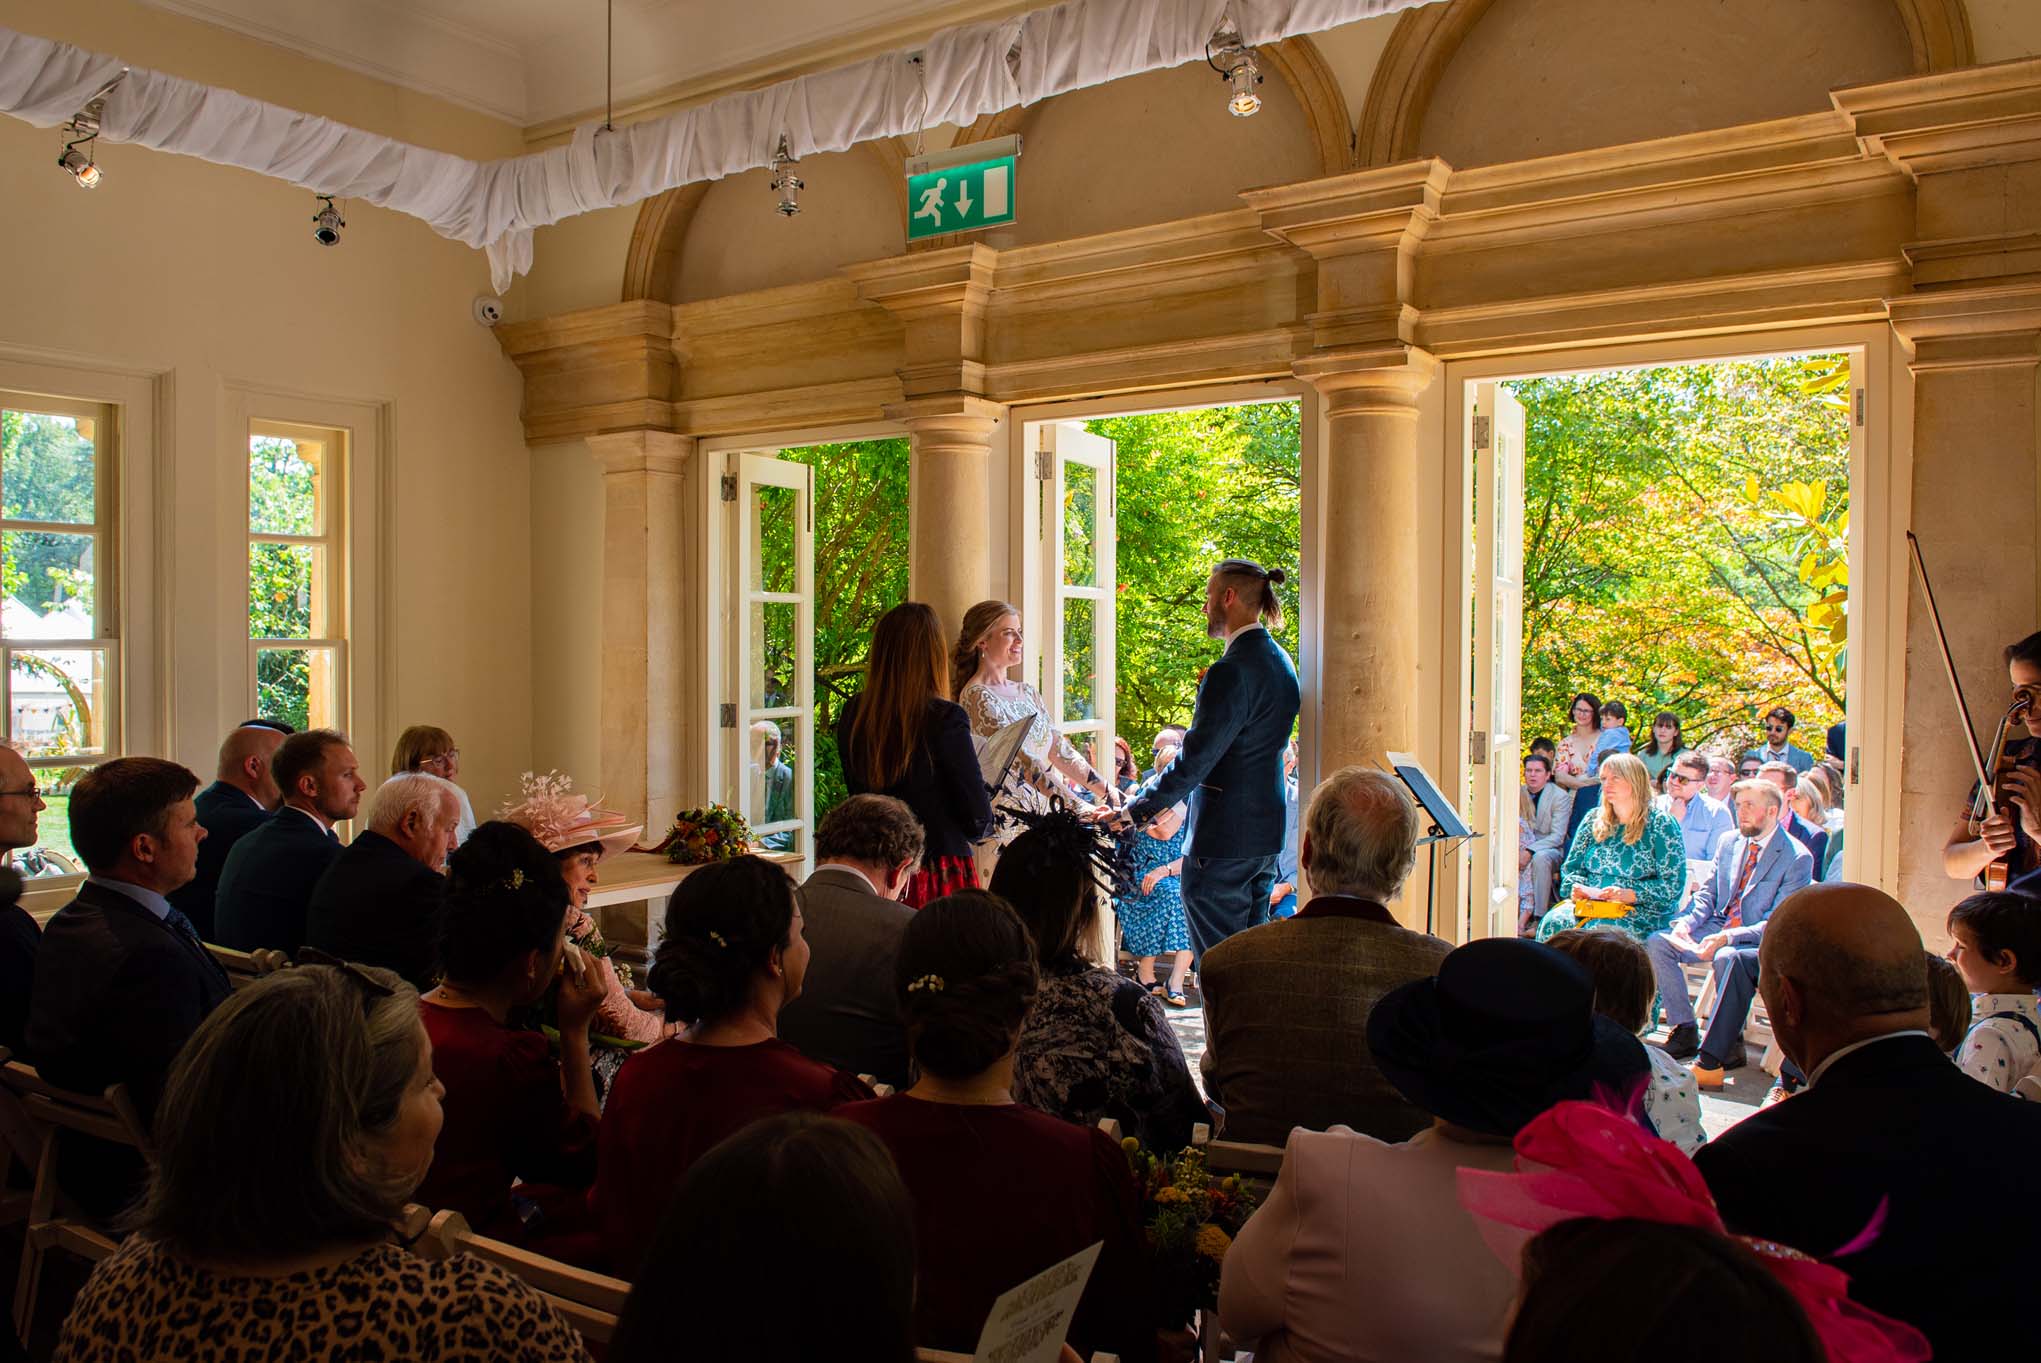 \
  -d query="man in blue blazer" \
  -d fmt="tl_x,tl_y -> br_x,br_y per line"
1123,559 -> 1301,956
1644,777 -> 1812,1072
168,721 -> 288,940
214,728 -> 365,954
